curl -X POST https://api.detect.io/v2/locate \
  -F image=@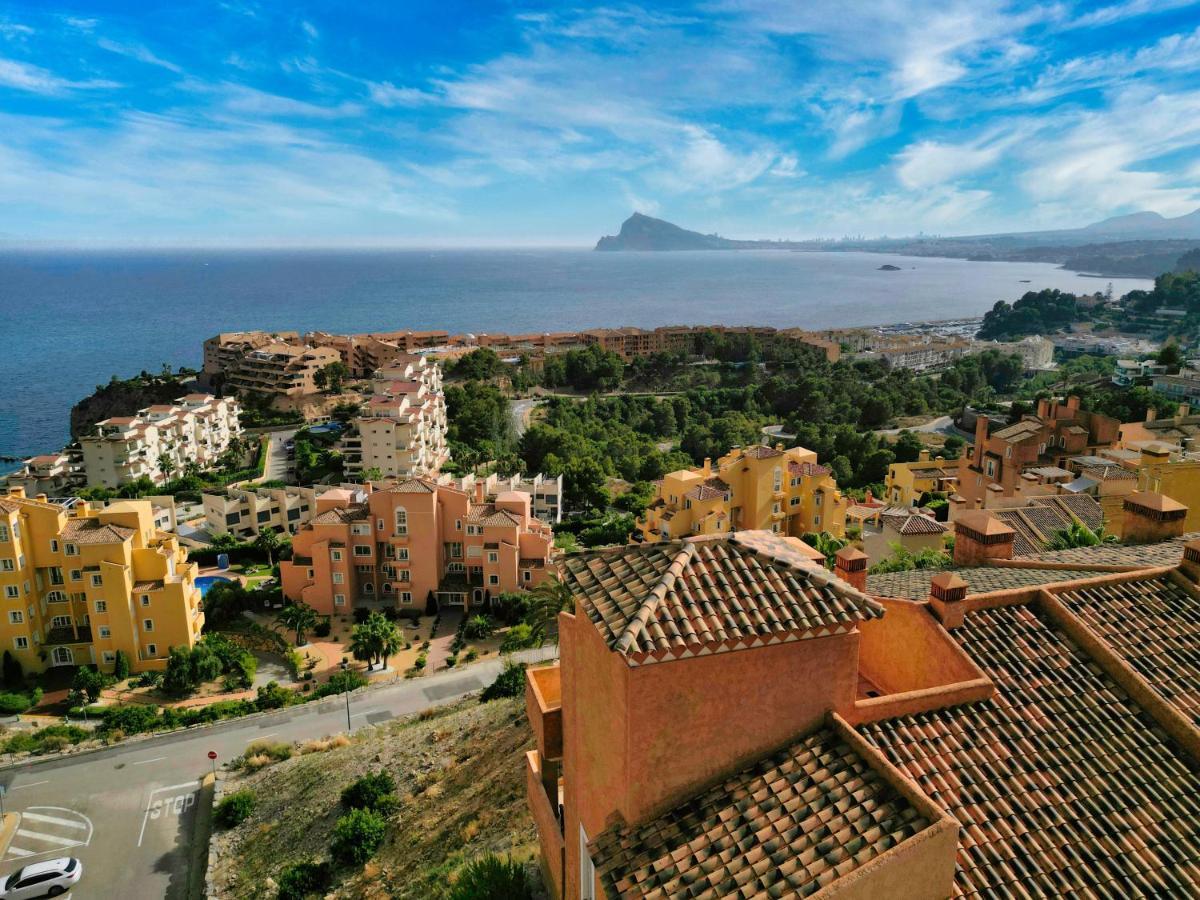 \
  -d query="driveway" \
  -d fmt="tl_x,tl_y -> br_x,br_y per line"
259,429 -> 296,483
876,415 -> 972,440
0,646 -> 556,899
